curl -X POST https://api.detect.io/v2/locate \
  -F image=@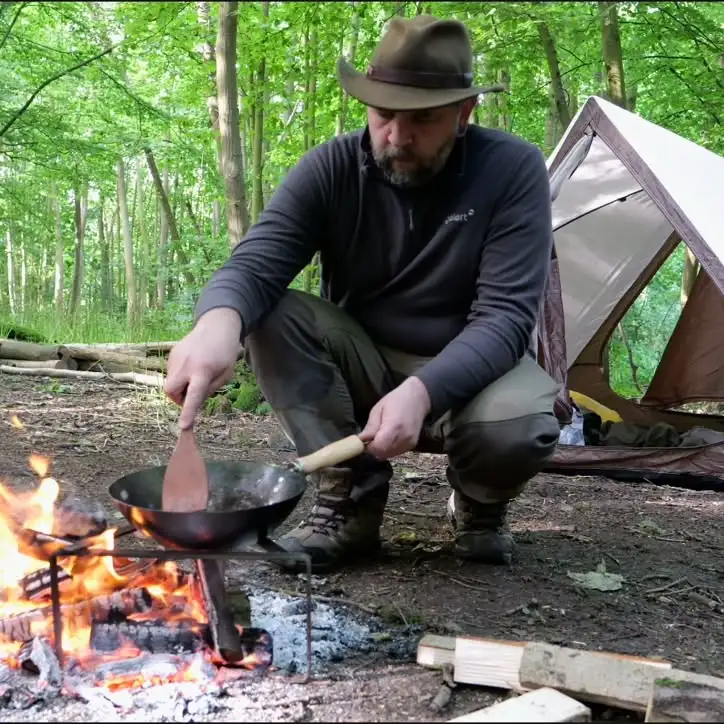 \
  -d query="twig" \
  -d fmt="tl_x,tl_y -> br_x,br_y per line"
644,577 -> 689,595
430,570 -> 489,593
396,508 -> 445,519
601,549 -> 621,566
393,602 -> 408,627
